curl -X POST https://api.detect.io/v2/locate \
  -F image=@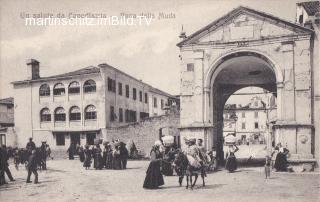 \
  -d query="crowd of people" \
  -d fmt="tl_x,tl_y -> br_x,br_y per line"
67,140 -> 130,170
0,137 -> 52,185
